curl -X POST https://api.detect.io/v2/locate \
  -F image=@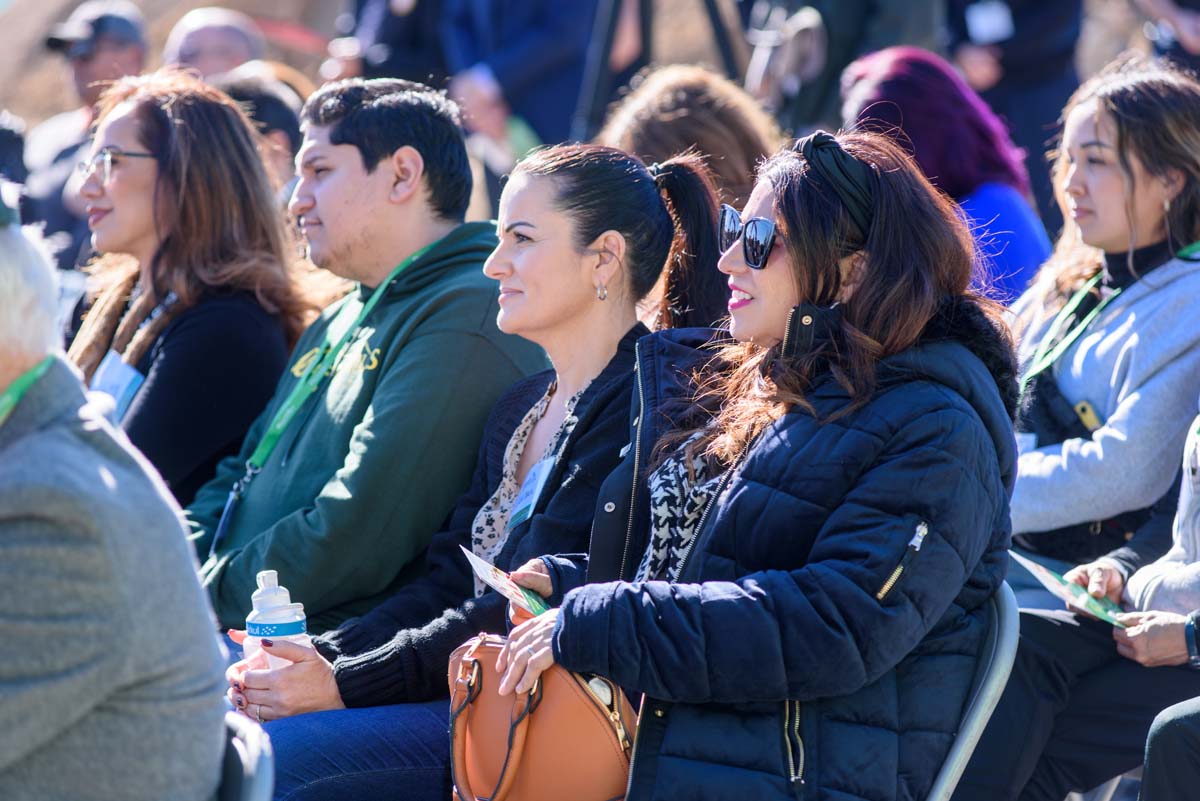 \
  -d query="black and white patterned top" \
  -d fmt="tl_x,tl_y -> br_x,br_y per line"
635,432 -> 725,582
469,382 -> 584,595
